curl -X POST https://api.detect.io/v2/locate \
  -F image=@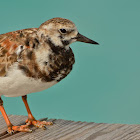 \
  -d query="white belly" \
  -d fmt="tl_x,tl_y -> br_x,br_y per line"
0,63 -> 57,97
